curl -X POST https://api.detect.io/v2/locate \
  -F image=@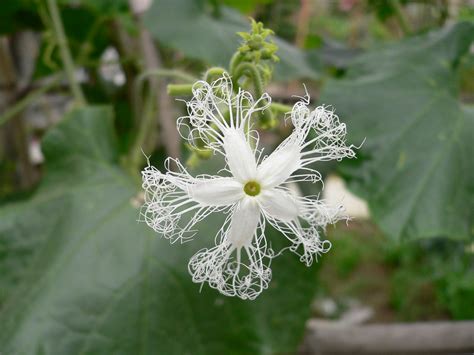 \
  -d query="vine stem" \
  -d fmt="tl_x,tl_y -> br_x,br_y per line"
232,62 -> 276,128
270,102 -> 293,114
0,75 -> 62,127
76,15 -> 112,66
167,83 -> 195,96
132,69 -> 197,120
229,52 -> 244,75
46,0 -> 86,105
232,62 -> 264,98
137,69 -> 197,85
204,67 -> 227,82
128,89 -> 155,178
128,70 -> 197,175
